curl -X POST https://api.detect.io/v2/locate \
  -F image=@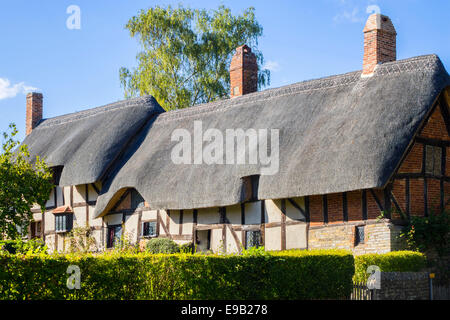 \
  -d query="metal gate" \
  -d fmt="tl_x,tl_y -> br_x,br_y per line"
351,282 -> 375,300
